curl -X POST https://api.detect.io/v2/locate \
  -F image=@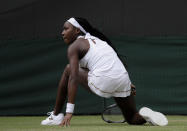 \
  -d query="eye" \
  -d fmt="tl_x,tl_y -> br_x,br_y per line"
63,27 -> 67,30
